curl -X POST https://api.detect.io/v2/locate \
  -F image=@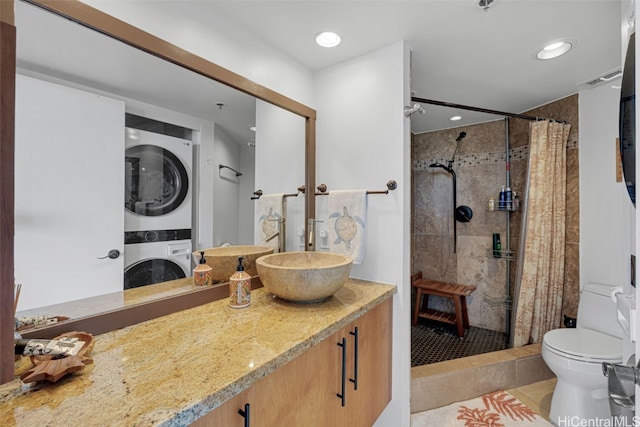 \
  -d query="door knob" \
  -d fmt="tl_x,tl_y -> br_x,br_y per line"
98,249 -> 120,260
